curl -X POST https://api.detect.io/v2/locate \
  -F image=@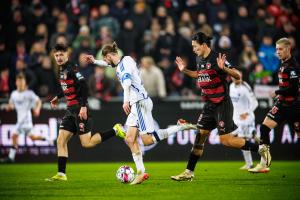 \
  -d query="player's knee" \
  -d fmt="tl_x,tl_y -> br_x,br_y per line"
192,148 -> 203,157
57,135 -> 66,149
125,135 -> 135,145
141,135 -> 153,146
219,135 -> 231,146
81,142 -> 92,148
